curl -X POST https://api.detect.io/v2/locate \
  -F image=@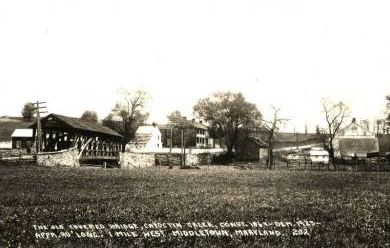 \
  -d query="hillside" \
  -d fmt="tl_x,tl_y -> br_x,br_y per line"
0,118 -> 33,141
